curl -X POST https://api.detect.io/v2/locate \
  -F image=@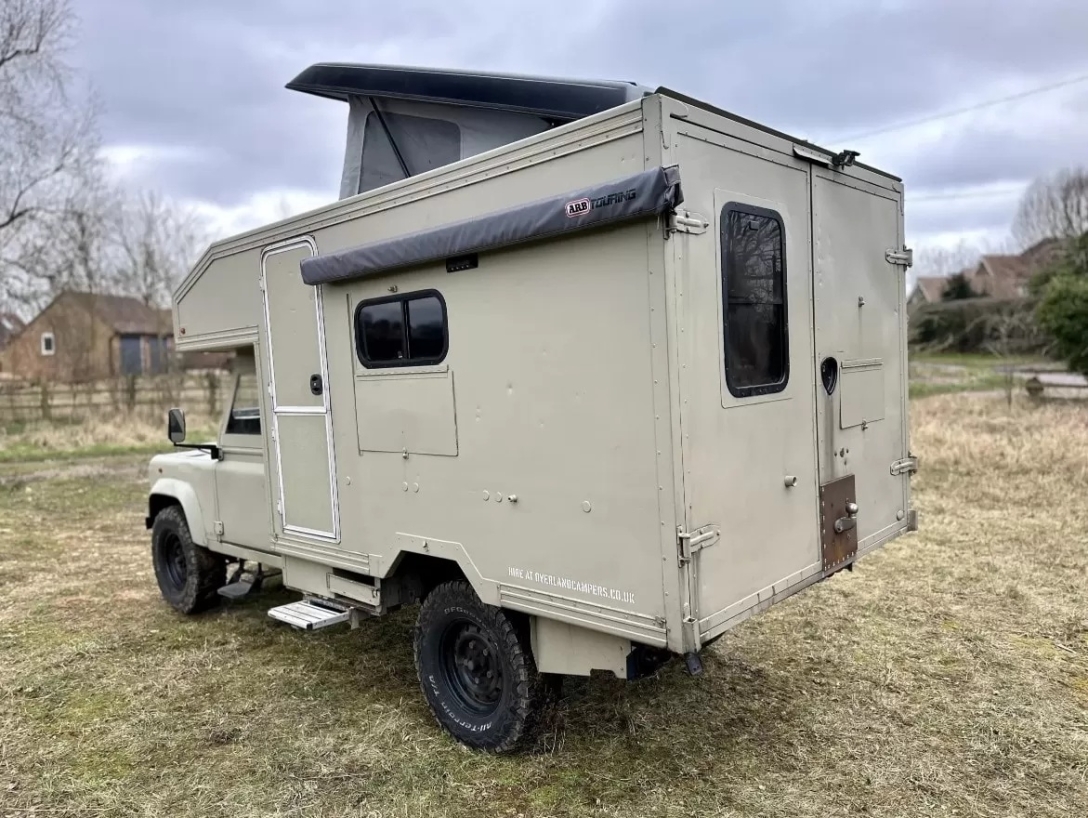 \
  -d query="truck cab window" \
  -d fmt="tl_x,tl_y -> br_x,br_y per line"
225,373 -> 262,435
720,204 -> 788,397
355,291 -> 448,368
